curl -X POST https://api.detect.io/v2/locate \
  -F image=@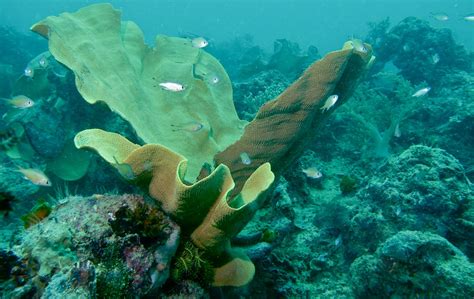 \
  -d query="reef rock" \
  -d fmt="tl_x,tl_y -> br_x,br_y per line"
350,230 -> 474,297
369,17 -> 471,85
359,145 -> 473,257
3,194 -> 180,298
233,70 -> 290,120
